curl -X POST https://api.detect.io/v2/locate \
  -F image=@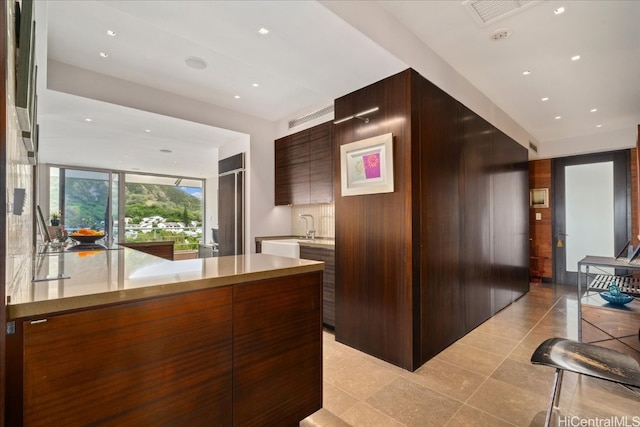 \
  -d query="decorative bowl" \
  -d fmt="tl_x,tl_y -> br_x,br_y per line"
70,233 -> 105,245
600,291 -> 634,305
